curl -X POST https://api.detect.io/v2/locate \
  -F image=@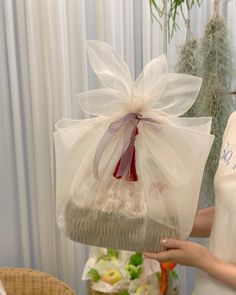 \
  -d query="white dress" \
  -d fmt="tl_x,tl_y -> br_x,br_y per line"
193,112 -> 236,294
